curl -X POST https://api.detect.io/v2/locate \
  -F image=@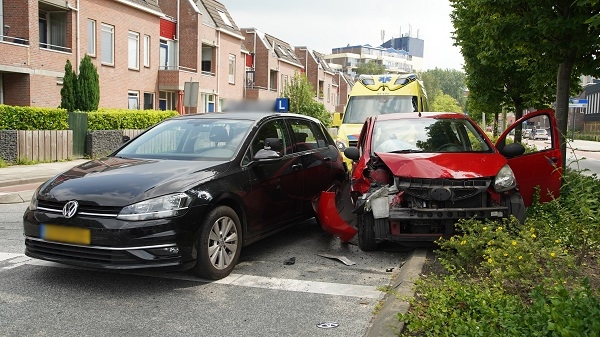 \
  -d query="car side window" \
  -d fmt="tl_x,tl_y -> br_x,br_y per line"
289,119 -> 326,152
249,119 -> 290,159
